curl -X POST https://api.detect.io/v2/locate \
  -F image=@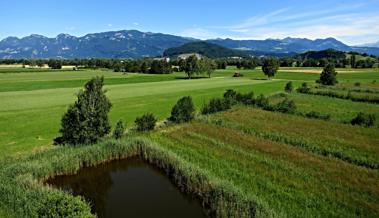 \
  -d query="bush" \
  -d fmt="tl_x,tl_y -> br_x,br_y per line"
169,96 -> 195,123
113,120 -> 125,139
284,81 -> 294,93
354,82 -> 361,87
351,112 -> 376,127
223,89 -> 255,105
305,111 -> 331,120
236,91 -> 255,105
275,98 -> 296,114
135,113 -> 157,131
223,89 -> 238,101
297,82 -> 311,93
58,77 -> 112,145
201,98 -> 231,115
255,94 -> 271,109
